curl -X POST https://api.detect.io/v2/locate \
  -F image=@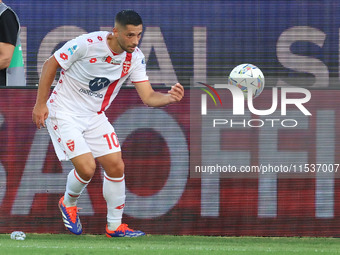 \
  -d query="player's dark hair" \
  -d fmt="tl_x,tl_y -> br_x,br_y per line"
115,10 -> 143,27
